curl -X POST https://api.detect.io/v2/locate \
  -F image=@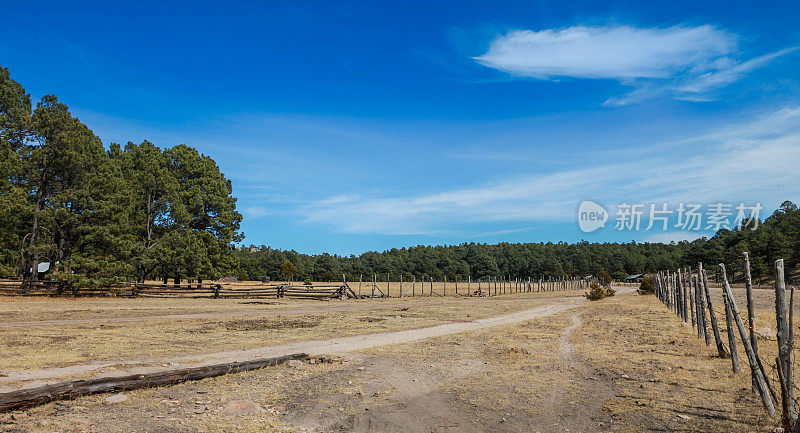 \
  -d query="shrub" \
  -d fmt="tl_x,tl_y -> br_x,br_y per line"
585,282 -> 605,300
303,278 -> 312,286
585,281 -> 617,301
638,275 -> 655,295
